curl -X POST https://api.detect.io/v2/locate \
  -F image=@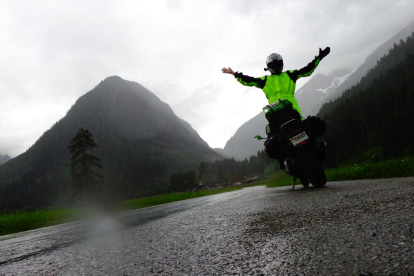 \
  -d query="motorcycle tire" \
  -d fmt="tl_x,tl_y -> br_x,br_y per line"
301,149 -> 327,188
309,166 -> 327,188
299,177 -> 310,187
